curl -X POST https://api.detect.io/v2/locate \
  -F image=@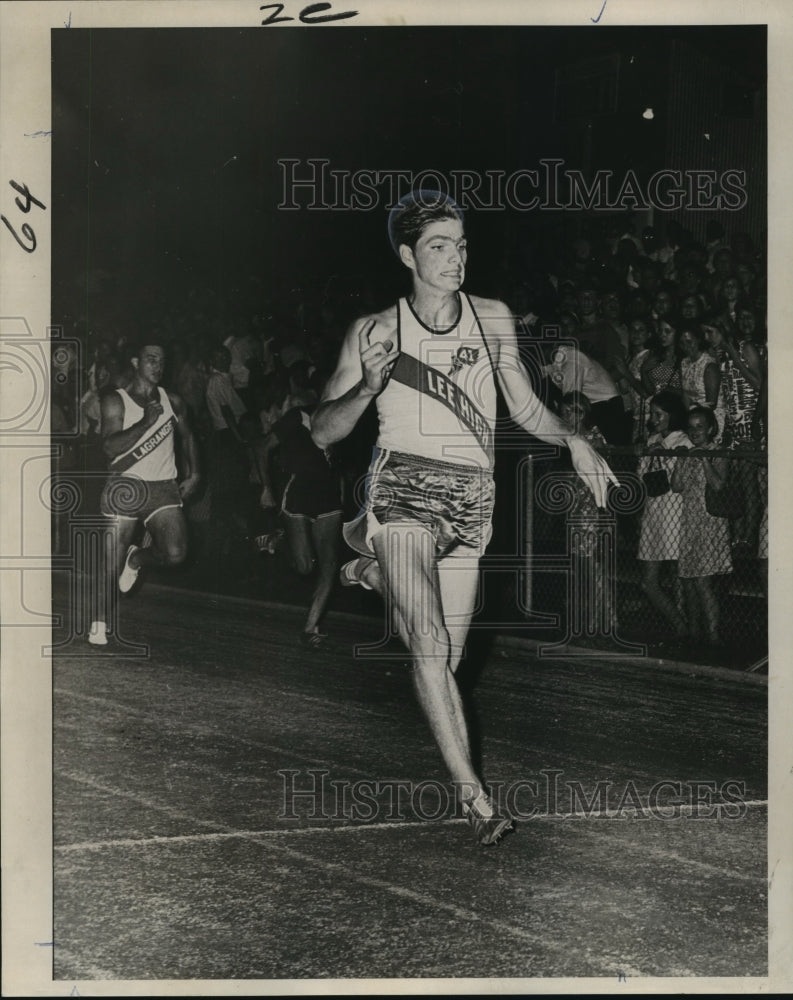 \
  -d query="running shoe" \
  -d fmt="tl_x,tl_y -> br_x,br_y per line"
462,792 -> 514,846
300,630 -> 328,649
339,558 -> 374,590
88,620 -> 108,646
118,545 -> 141,593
